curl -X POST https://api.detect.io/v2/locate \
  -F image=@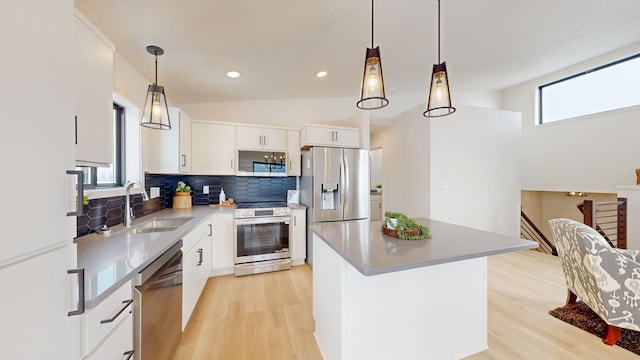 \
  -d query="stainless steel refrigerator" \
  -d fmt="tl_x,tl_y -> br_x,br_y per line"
300,147 -> 369,266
